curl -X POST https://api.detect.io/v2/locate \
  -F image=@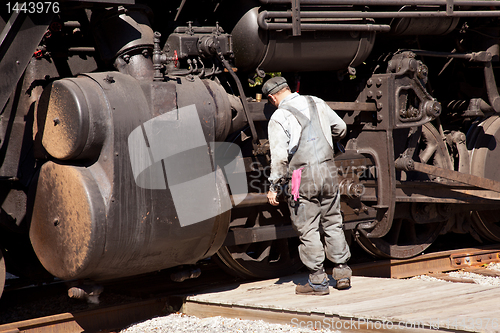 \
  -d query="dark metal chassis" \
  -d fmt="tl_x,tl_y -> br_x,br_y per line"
2,0 -> 500,286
